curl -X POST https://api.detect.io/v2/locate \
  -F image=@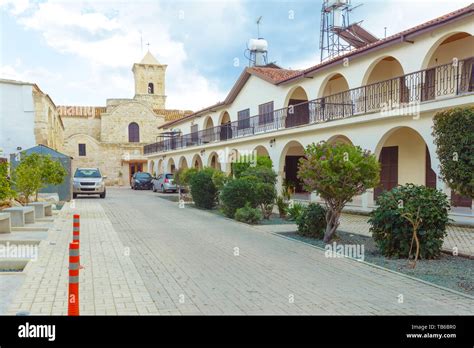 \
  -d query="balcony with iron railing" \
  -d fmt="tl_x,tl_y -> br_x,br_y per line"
144,57 -> 474,155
